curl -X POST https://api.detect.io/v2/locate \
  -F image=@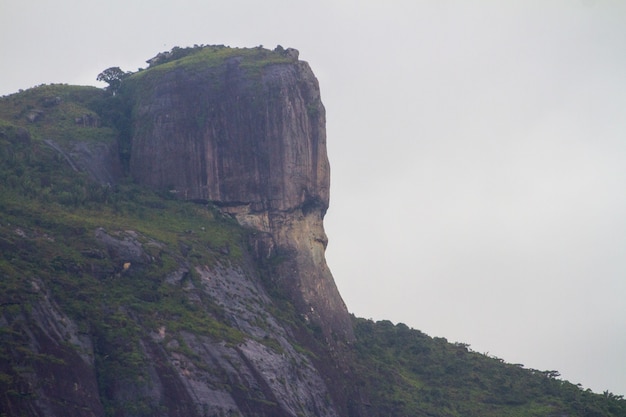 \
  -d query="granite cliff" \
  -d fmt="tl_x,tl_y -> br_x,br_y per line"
125,46 -> 353,343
